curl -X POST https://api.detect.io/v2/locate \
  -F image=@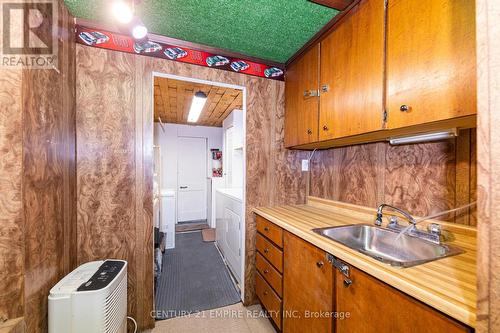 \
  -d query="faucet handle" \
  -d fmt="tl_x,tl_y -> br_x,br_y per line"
427,223 -> 441,236
388,216 -> 399,227
374,212 -> 383,226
